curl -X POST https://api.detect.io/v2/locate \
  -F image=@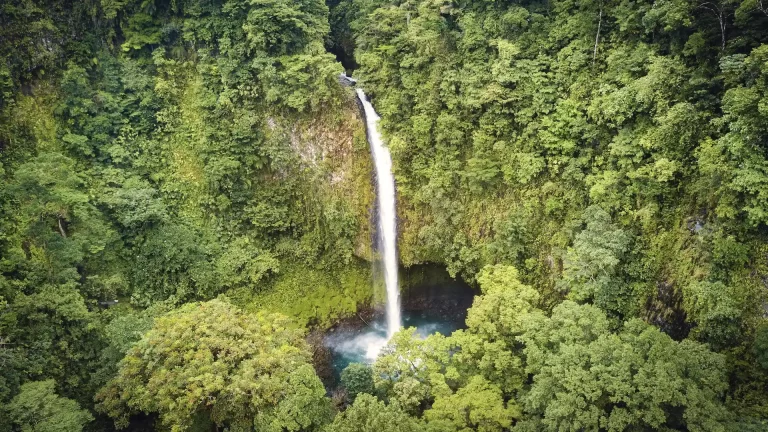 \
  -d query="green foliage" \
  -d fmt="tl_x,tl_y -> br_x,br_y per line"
561,205 -> 631,316
96,299 -> 332,431
91,302 -> 173,388
100,176 -> 168,231
7,380 -> 93,432
373,328 -> 450,414
121,13 -> 161,52
340,363 -> 374,402
129,223 -> 217,305
755,323 -> 768,370
448,265 -> 537,394
326,394 -> 425,432
242,263 -> 371,328
518,302 -> 728,431
326,0 -> 359,71
372,265 -> 729,431
352,0 -> 768,341
424,376 -> 518,432
6,152 -> 116,277
684,280 -> 744,348
0,0 -> 372,420
242,0 -> 330,56
711,45 -> 768,226
0,1 -> 62,108
1,0 -> 768,428
350,0 -> 768,416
